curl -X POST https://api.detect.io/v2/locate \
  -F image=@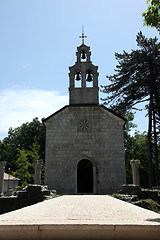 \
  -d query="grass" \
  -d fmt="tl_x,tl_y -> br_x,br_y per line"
110,194 -> 160,214
139,199 -> 160,214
